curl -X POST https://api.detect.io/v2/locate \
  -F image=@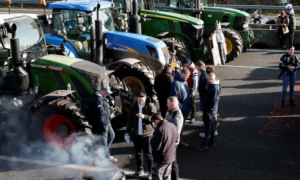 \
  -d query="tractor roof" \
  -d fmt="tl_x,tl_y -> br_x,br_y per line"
204,6 -> 249,17
49,0 -> 112,11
